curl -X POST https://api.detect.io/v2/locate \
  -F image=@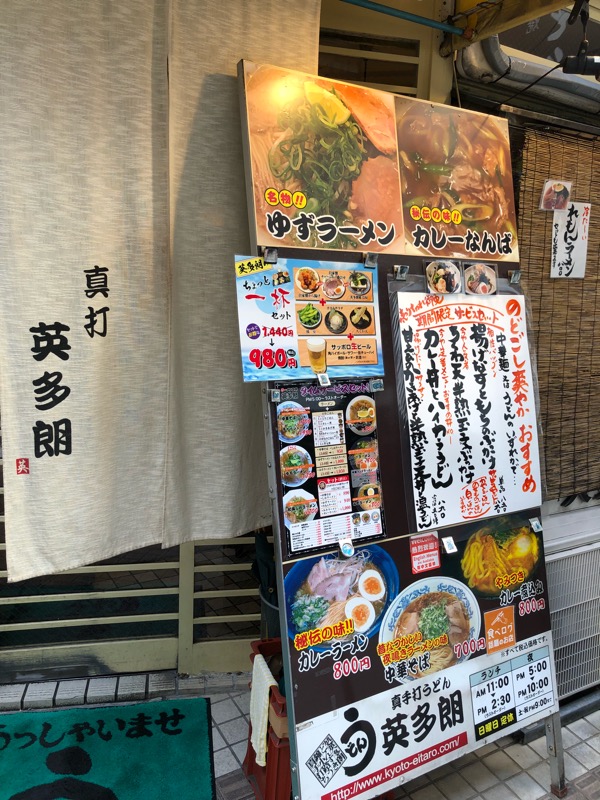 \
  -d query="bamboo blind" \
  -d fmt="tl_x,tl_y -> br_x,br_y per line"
518,126 -> 600,499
